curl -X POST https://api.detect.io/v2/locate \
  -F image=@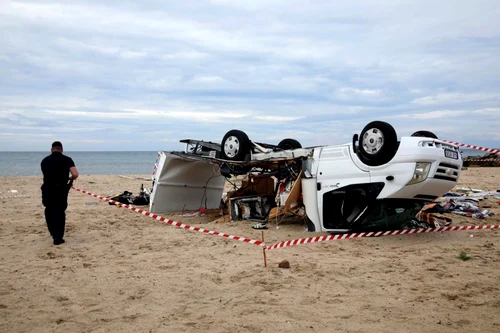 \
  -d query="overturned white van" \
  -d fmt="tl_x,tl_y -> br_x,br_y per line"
149,121 -> 463,233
